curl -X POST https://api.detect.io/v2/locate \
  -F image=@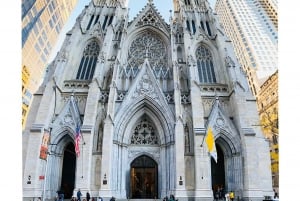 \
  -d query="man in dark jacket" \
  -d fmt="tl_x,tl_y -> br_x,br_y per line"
77,189 -> 82,201
87,191 -> 91,201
